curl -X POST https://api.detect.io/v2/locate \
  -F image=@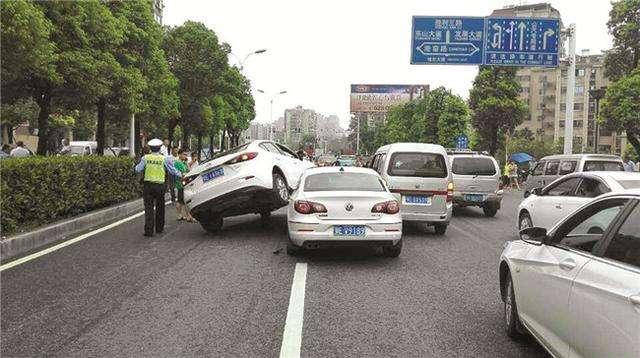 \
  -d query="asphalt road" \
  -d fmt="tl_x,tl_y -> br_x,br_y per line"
1,191 -> 549,357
